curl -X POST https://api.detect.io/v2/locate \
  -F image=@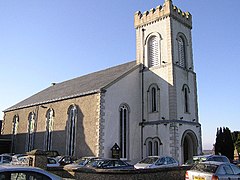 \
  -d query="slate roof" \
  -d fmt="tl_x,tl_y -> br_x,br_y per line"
5,61 -> 138,112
